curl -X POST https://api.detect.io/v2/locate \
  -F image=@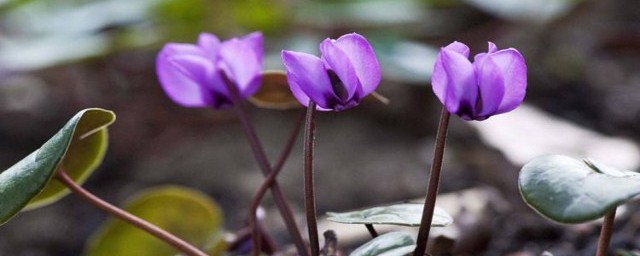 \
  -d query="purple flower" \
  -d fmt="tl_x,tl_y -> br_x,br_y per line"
432,41 -> 527,120
281,33 -> 381,111
156,32 -> 263,109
